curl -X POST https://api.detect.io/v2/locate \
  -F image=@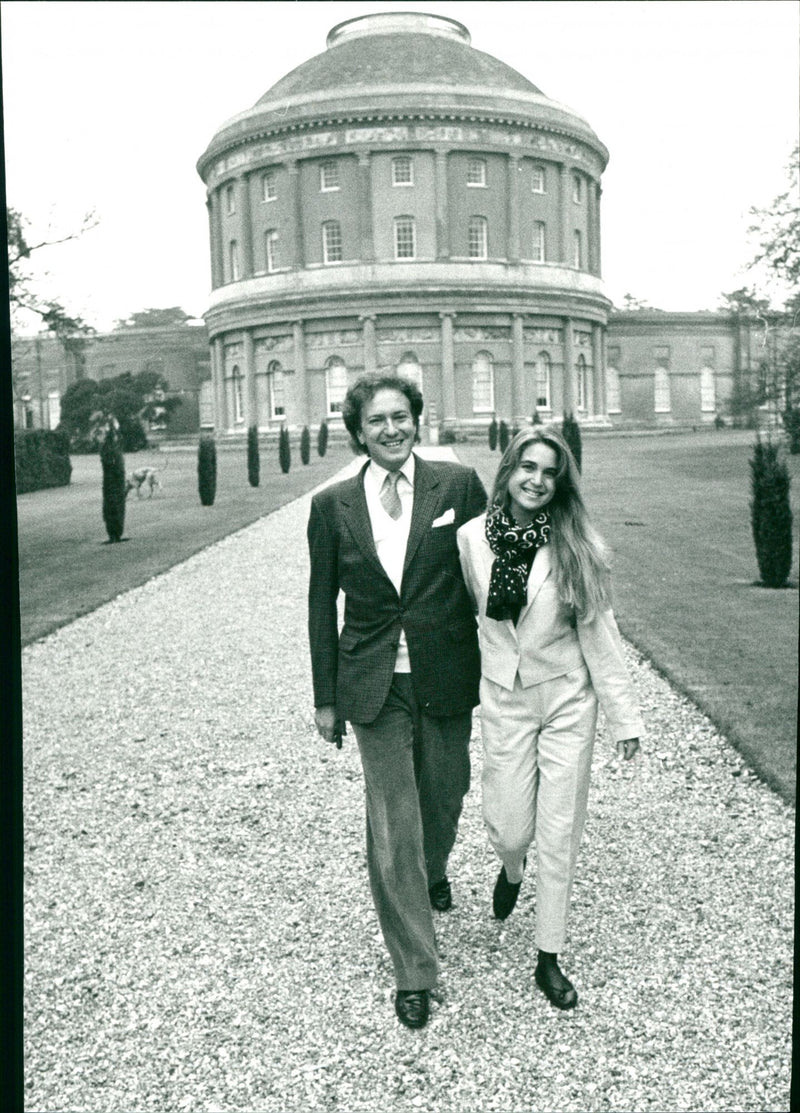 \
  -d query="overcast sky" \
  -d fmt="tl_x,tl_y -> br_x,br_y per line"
2,0 -> 797,331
